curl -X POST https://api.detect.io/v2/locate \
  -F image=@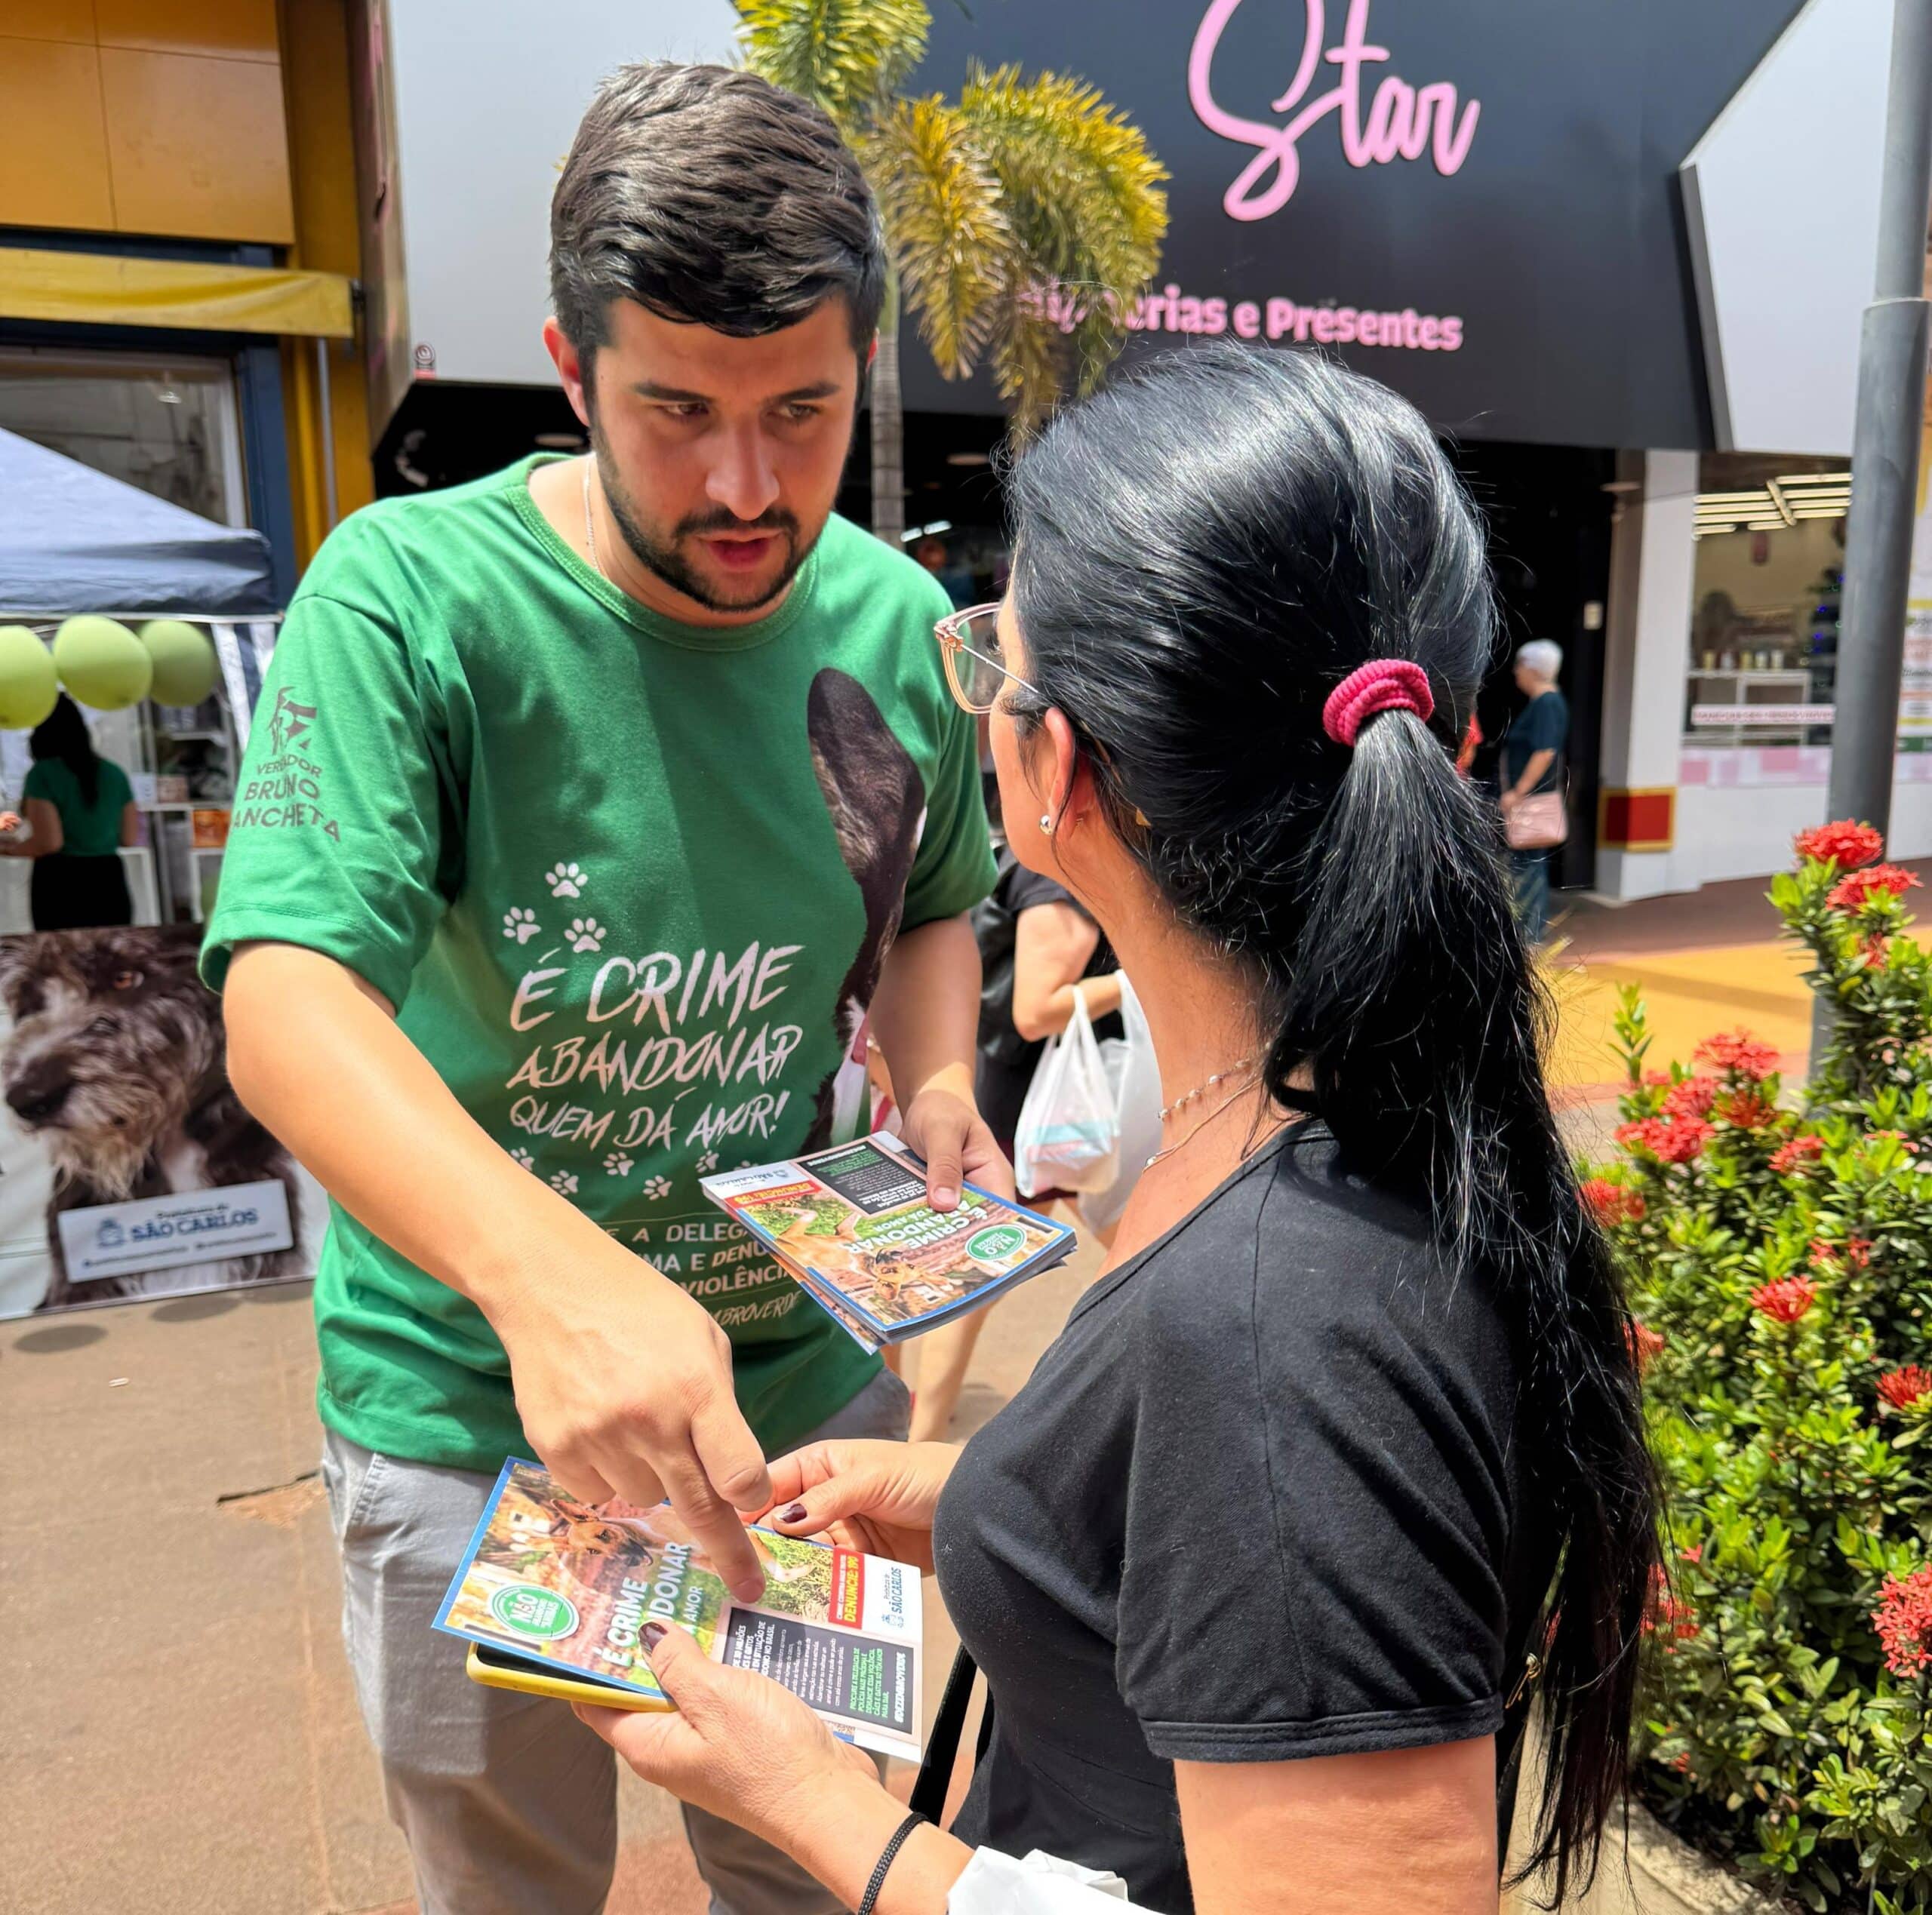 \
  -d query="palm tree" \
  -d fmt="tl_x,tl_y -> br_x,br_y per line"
734,0 -> 1167,542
